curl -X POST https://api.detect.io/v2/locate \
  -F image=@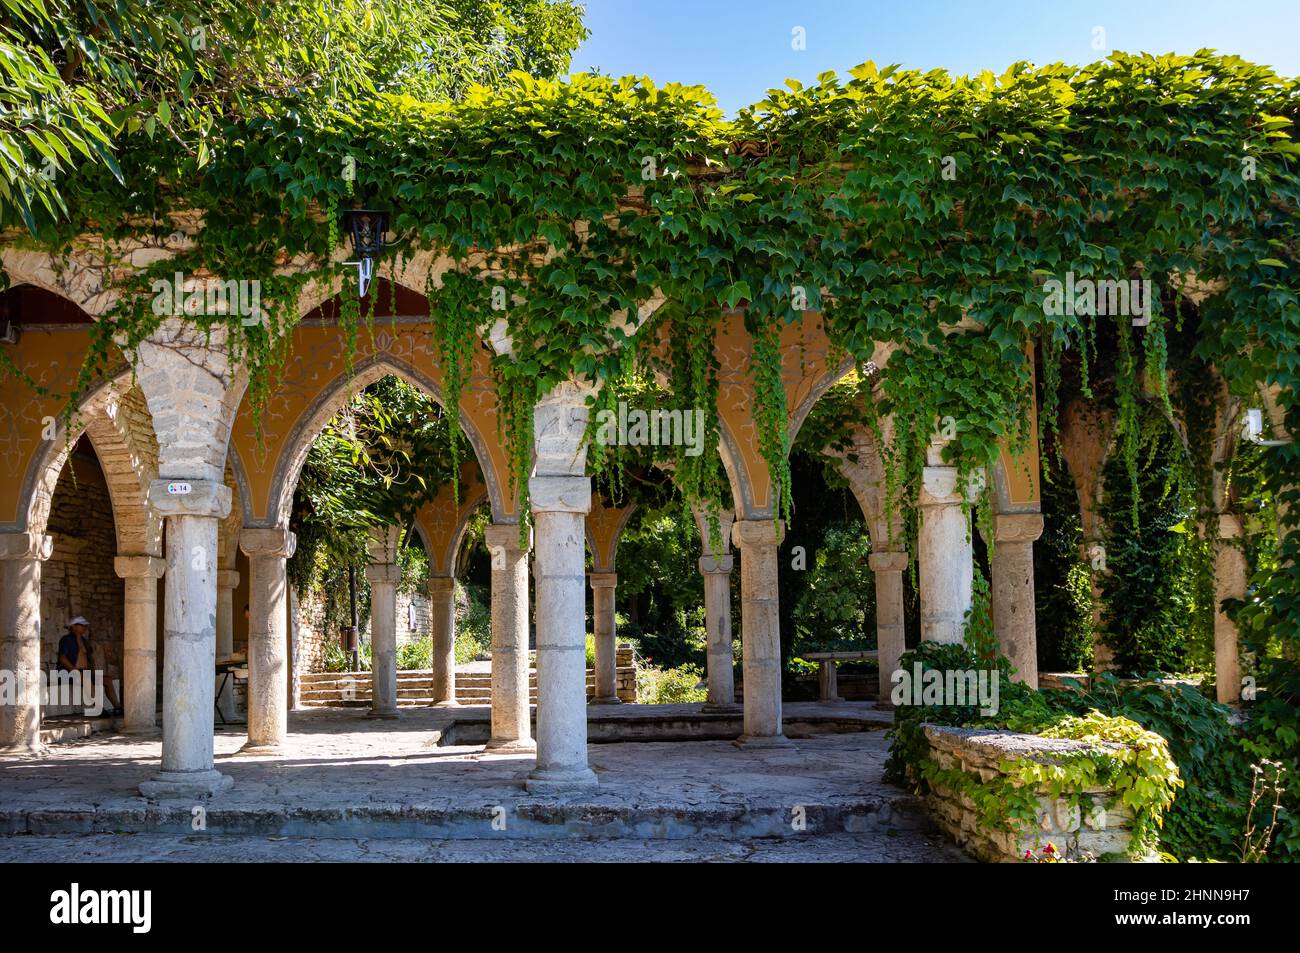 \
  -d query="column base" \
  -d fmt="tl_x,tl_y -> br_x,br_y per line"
368,708 -> 401,720
484,737 -> 536,754
818,696 -> 846,704
0,740 -> 46,756
238,741 -> 284,757
588,695 -> 622,706
429,699 -> 461,709
733,733 -> 792,749
700,702 -> 742,714
139,769 -> 233,799
524,765 -> 599,792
